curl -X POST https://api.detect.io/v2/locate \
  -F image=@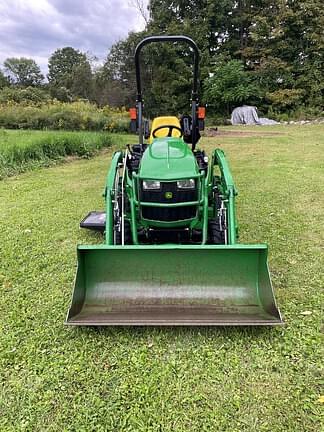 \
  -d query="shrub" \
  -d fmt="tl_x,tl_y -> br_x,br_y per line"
0,101 -> 130,132
203,60 -> 261,115
265,89 -> 305,110
0,86 -> 50,104
267,104 -> 324,121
